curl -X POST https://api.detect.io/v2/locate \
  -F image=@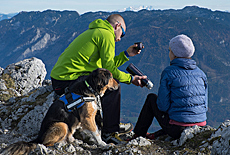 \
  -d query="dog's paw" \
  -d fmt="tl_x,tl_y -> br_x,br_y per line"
98,141 -> 107,147
67,136 -> 75,143
99,143 -> 114,149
